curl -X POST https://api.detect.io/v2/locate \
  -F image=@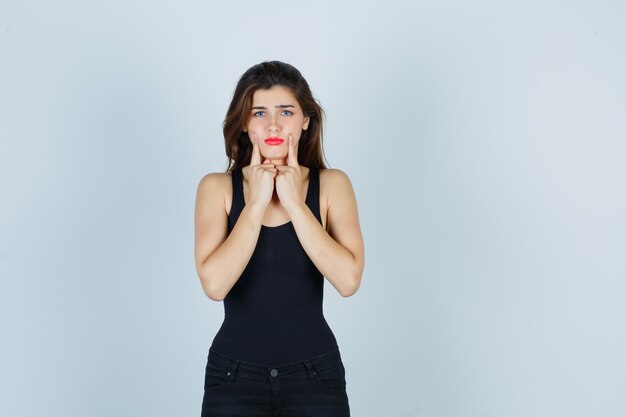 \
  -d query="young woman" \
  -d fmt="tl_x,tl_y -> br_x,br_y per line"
194,60 -> 365,416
